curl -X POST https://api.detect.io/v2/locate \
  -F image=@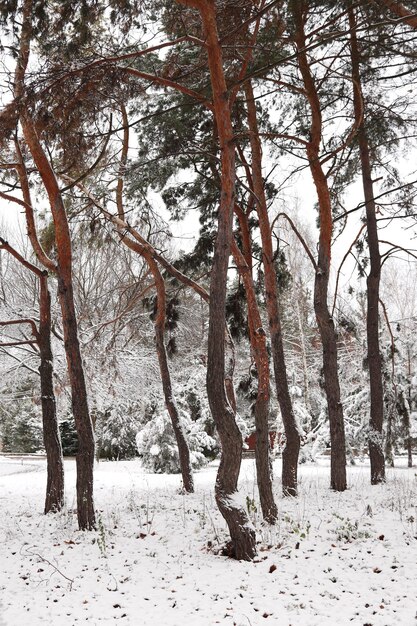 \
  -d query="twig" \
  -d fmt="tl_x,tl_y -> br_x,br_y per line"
24,547 -> 75,590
